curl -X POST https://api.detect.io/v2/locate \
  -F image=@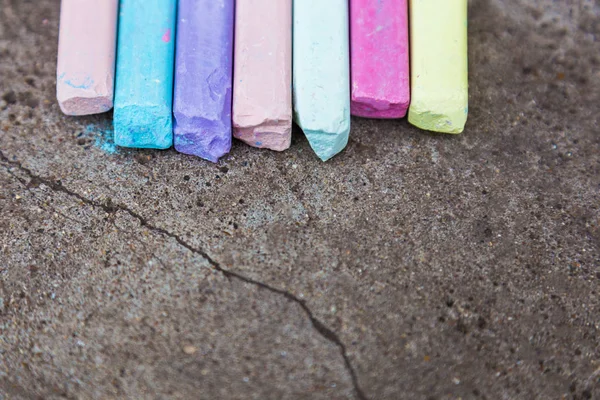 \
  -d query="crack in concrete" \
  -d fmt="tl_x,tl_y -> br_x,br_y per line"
2,165 -> 88,227
0,150 -> 367,400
